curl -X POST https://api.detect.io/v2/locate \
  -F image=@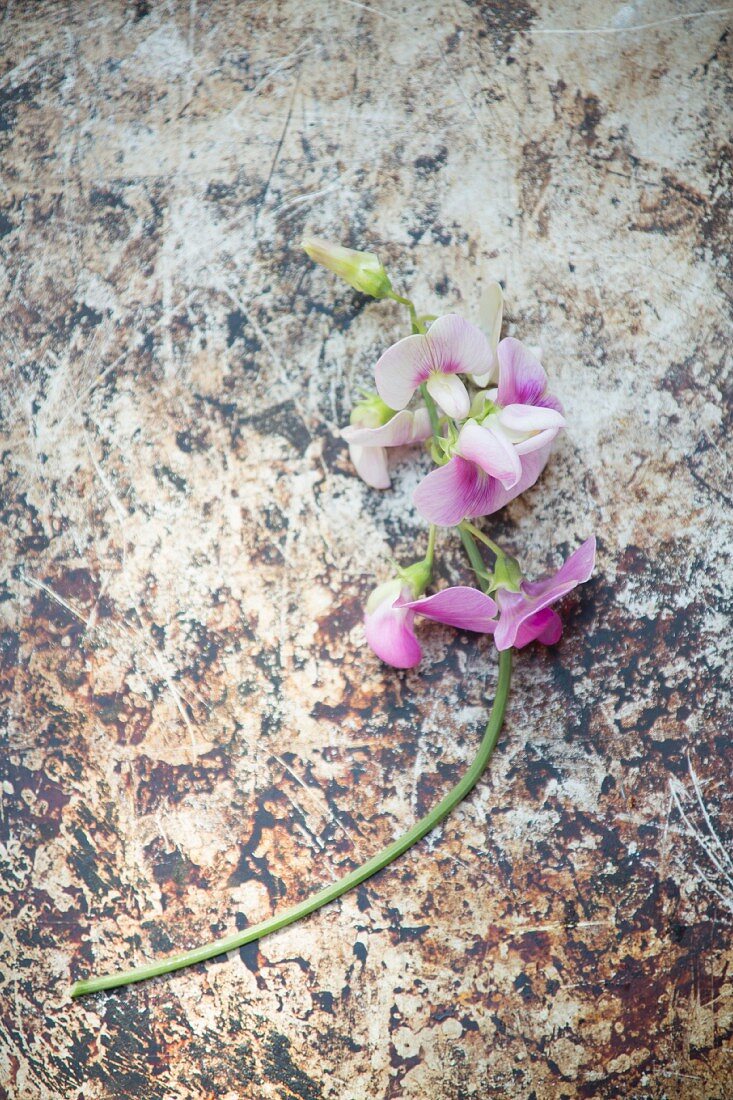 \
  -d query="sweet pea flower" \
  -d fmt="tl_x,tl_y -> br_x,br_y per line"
413,338 -> 566,526
365,579 -> 498,669
341,393 -> 431,489
494,536 -> 596,650
375,314 -> 492,420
